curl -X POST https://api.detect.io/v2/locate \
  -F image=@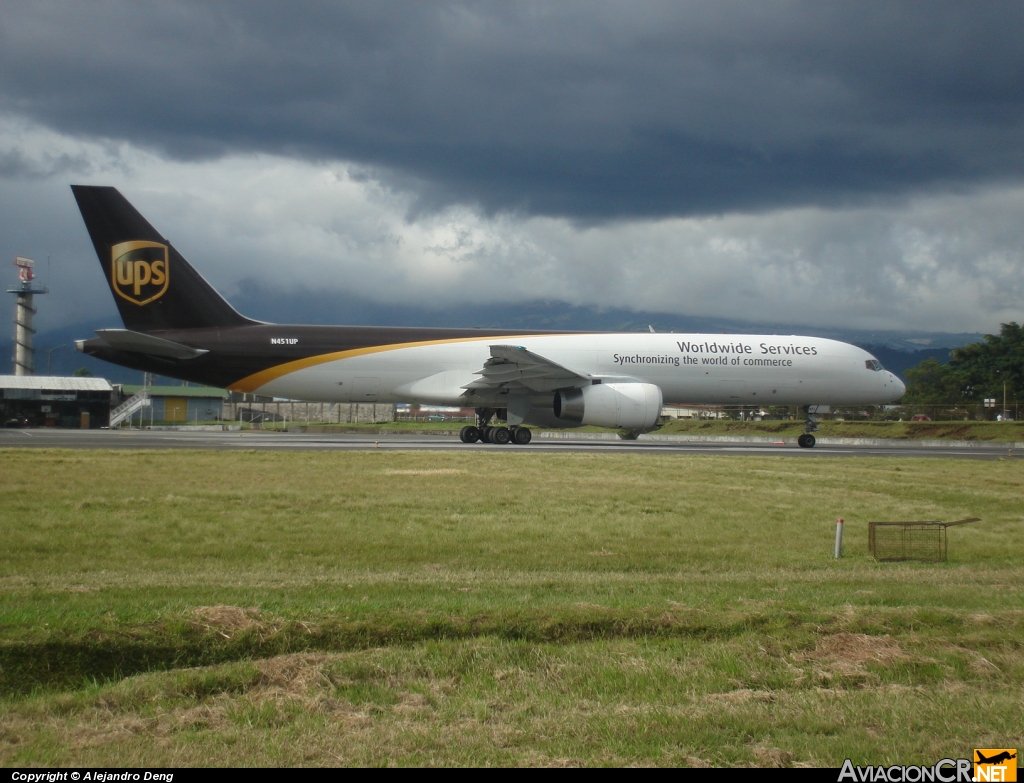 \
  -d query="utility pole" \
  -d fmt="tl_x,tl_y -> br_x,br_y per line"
7,257 -> 48,375
45,345 -> 66,375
